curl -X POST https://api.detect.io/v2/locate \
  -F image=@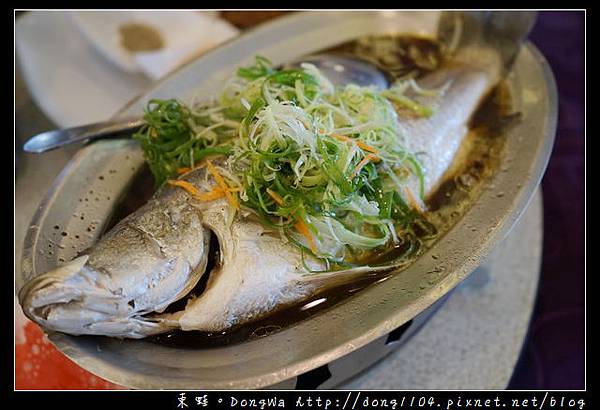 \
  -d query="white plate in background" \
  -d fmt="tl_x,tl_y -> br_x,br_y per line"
15,11 -> 238,128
